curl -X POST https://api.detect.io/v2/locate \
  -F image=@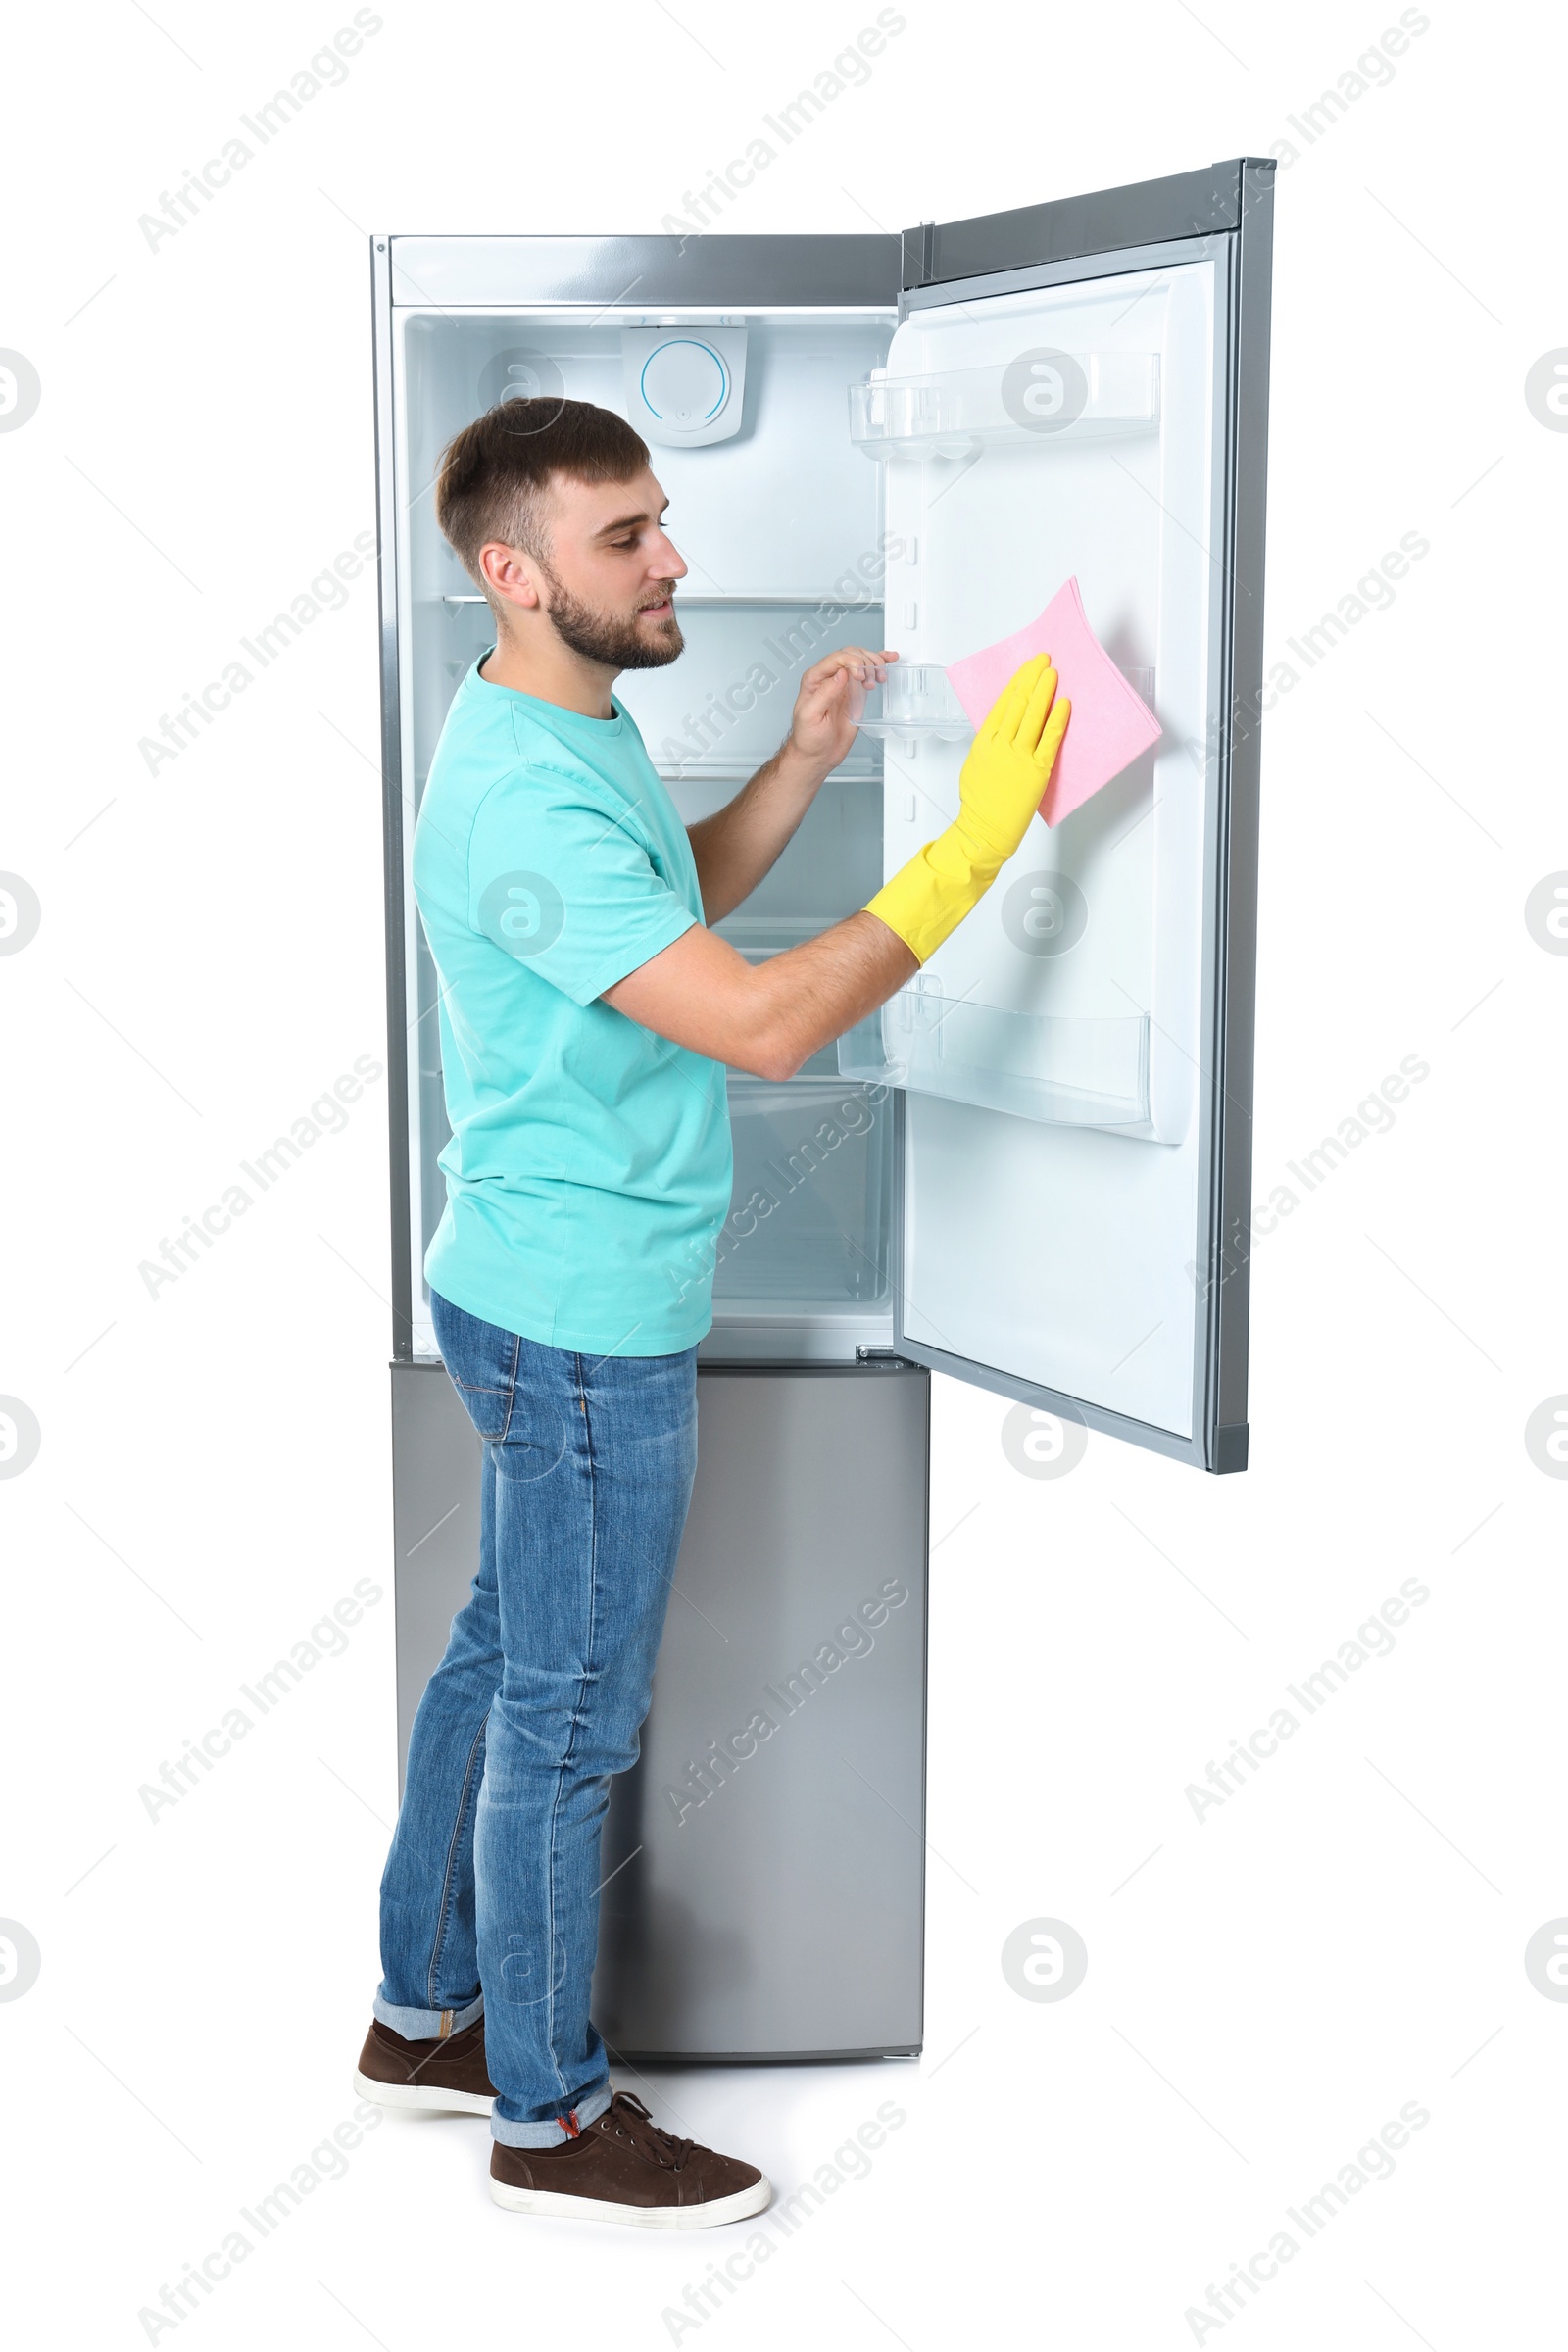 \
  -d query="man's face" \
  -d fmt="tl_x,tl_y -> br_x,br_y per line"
530,466 -> 688,671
